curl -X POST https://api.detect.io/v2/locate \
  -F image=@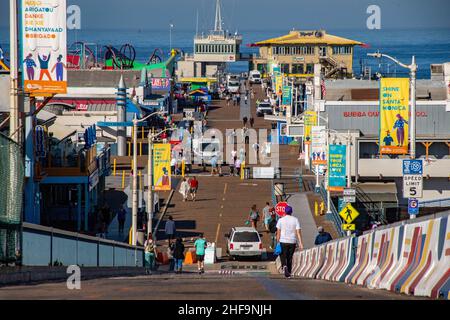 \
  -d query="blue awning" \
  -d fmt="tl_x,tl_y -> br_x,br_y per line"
126,99 -> 142,116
